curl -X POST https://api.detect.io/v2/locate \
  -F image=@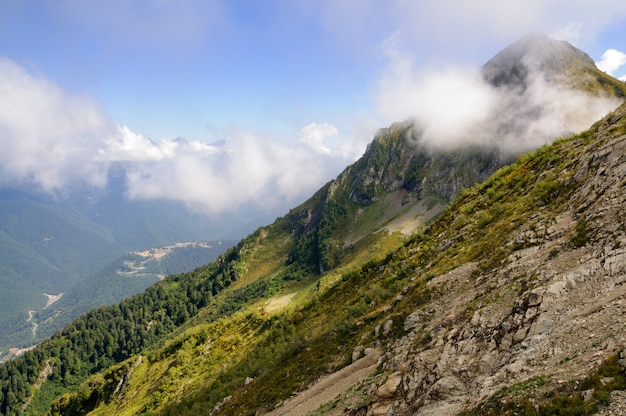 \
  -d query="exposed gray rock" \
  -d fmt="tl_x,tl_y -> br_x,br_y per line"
382,320 -> 394,337
527,317 -> 554,337
404,311 -> 421,331
376,372 -> 403,399
354,103 -> 626,415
